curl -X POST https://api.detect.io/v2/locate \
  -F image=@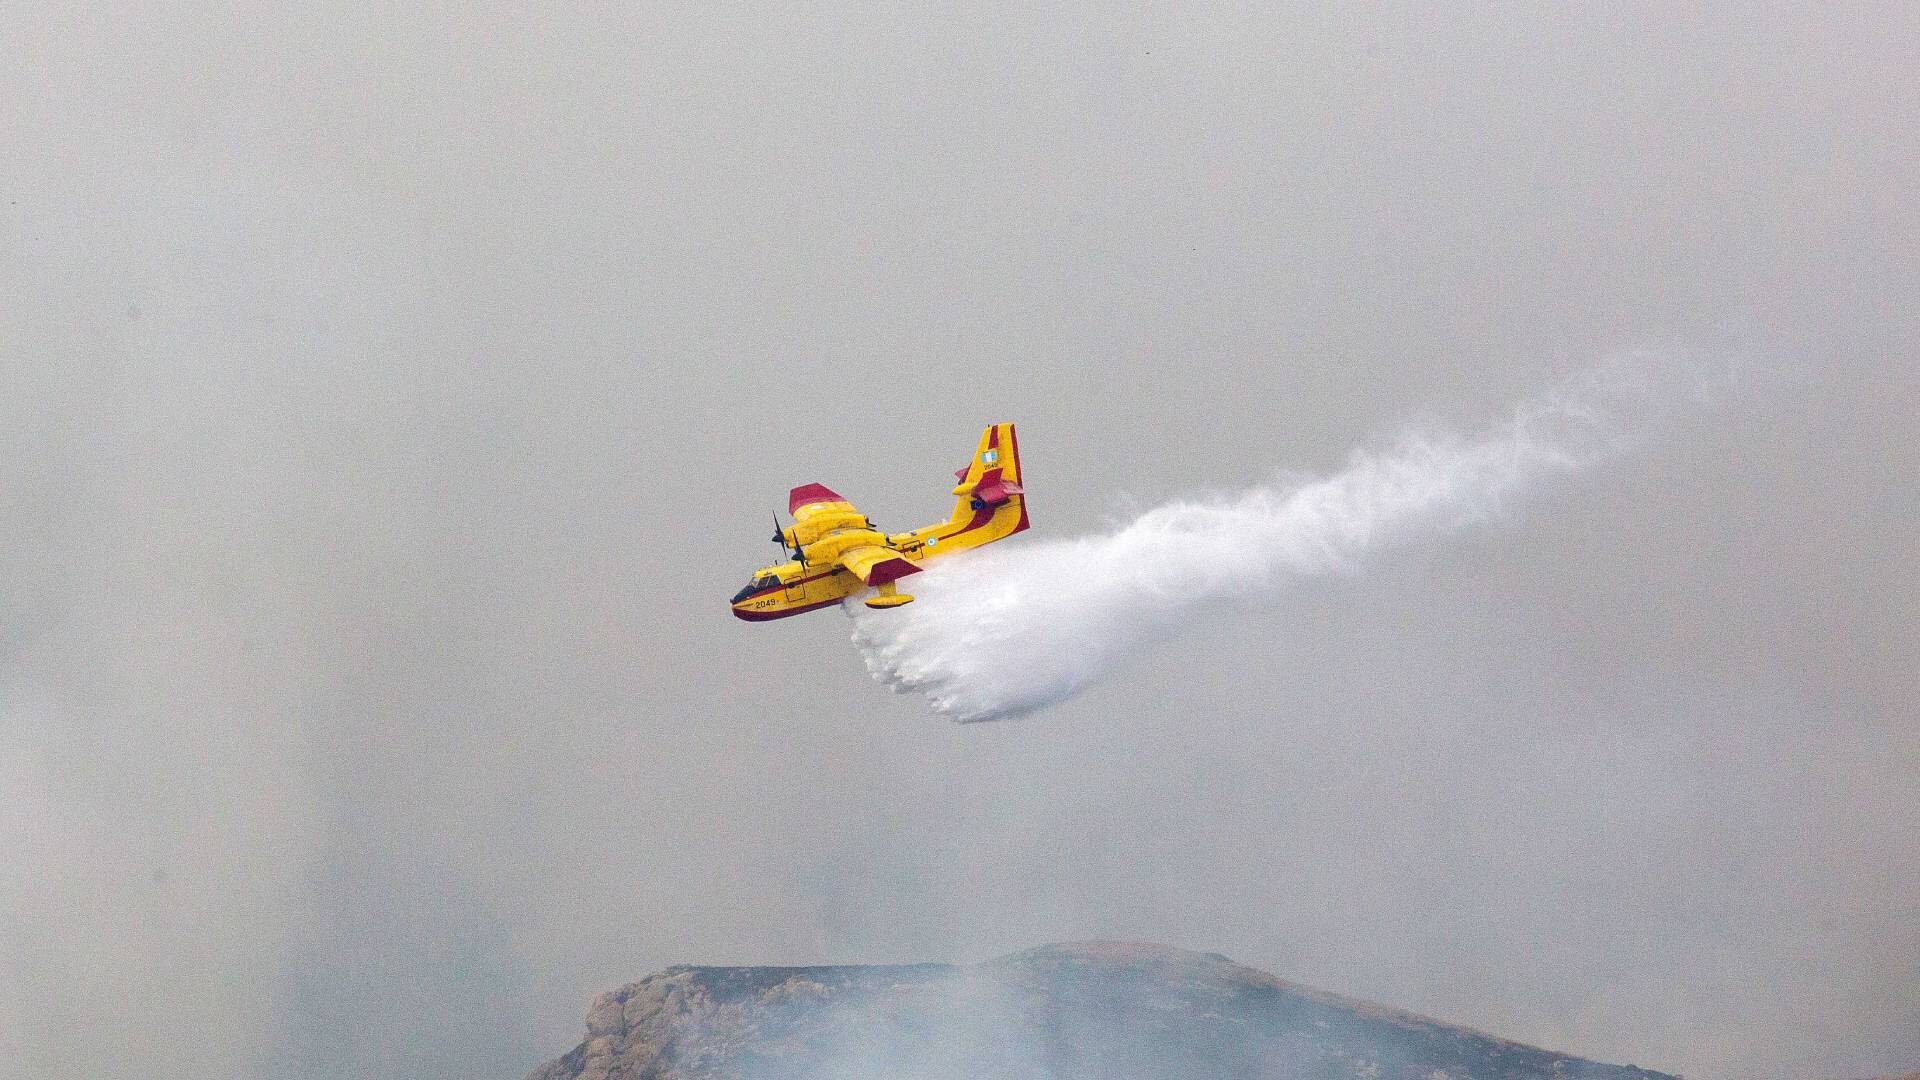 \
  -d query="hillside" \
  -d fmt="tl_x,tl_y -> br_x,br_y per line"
528,941 -> 1677,1080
